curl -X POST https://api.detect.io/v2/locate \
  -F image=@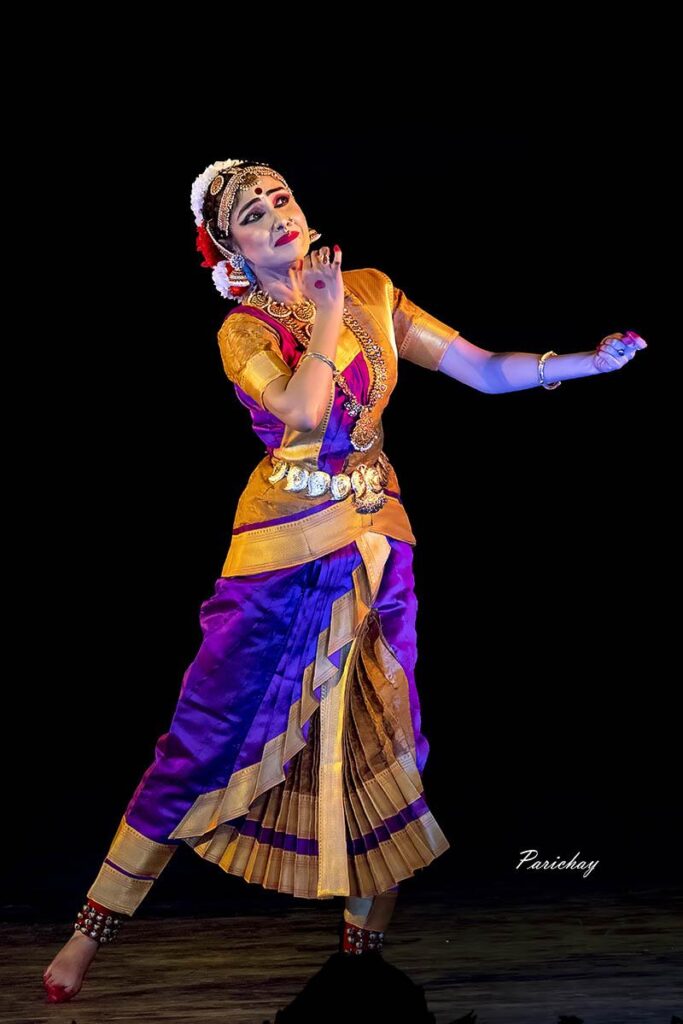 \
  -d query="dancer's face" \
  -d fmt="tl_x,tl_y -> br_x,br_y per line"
228,174 -> 310,277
